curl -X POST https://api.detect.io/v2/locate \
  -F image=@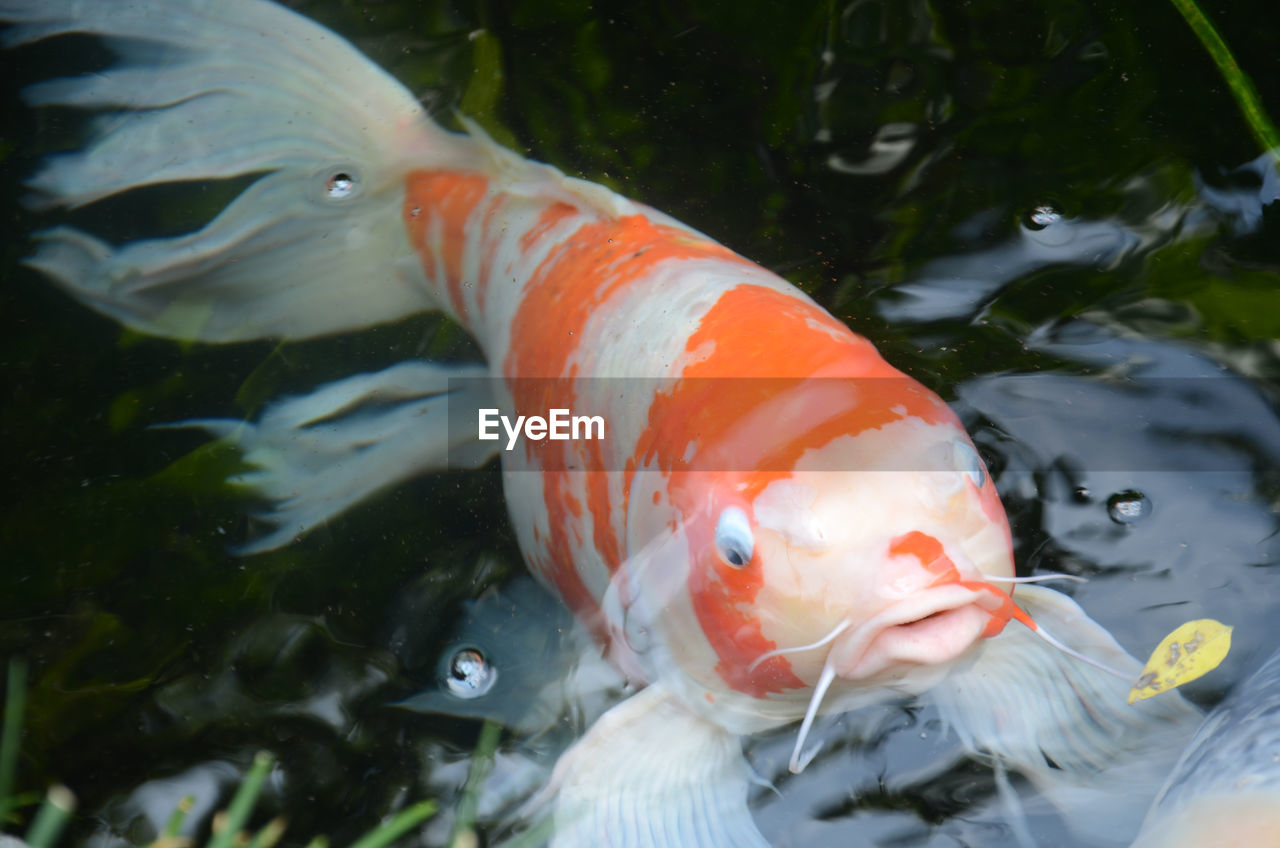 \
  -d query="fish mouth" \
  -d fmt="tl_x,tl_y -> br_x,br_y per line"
831,584 -> 990,681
